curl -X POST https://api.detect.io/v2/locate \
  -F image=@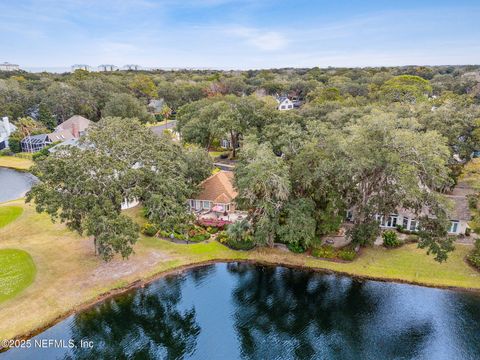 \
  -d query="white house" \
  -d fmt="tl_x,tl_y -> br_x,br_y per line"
276,96 -> 294,111
0,117 -> 17,150
0,62 -> 20,71
346,190 -> 471,236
